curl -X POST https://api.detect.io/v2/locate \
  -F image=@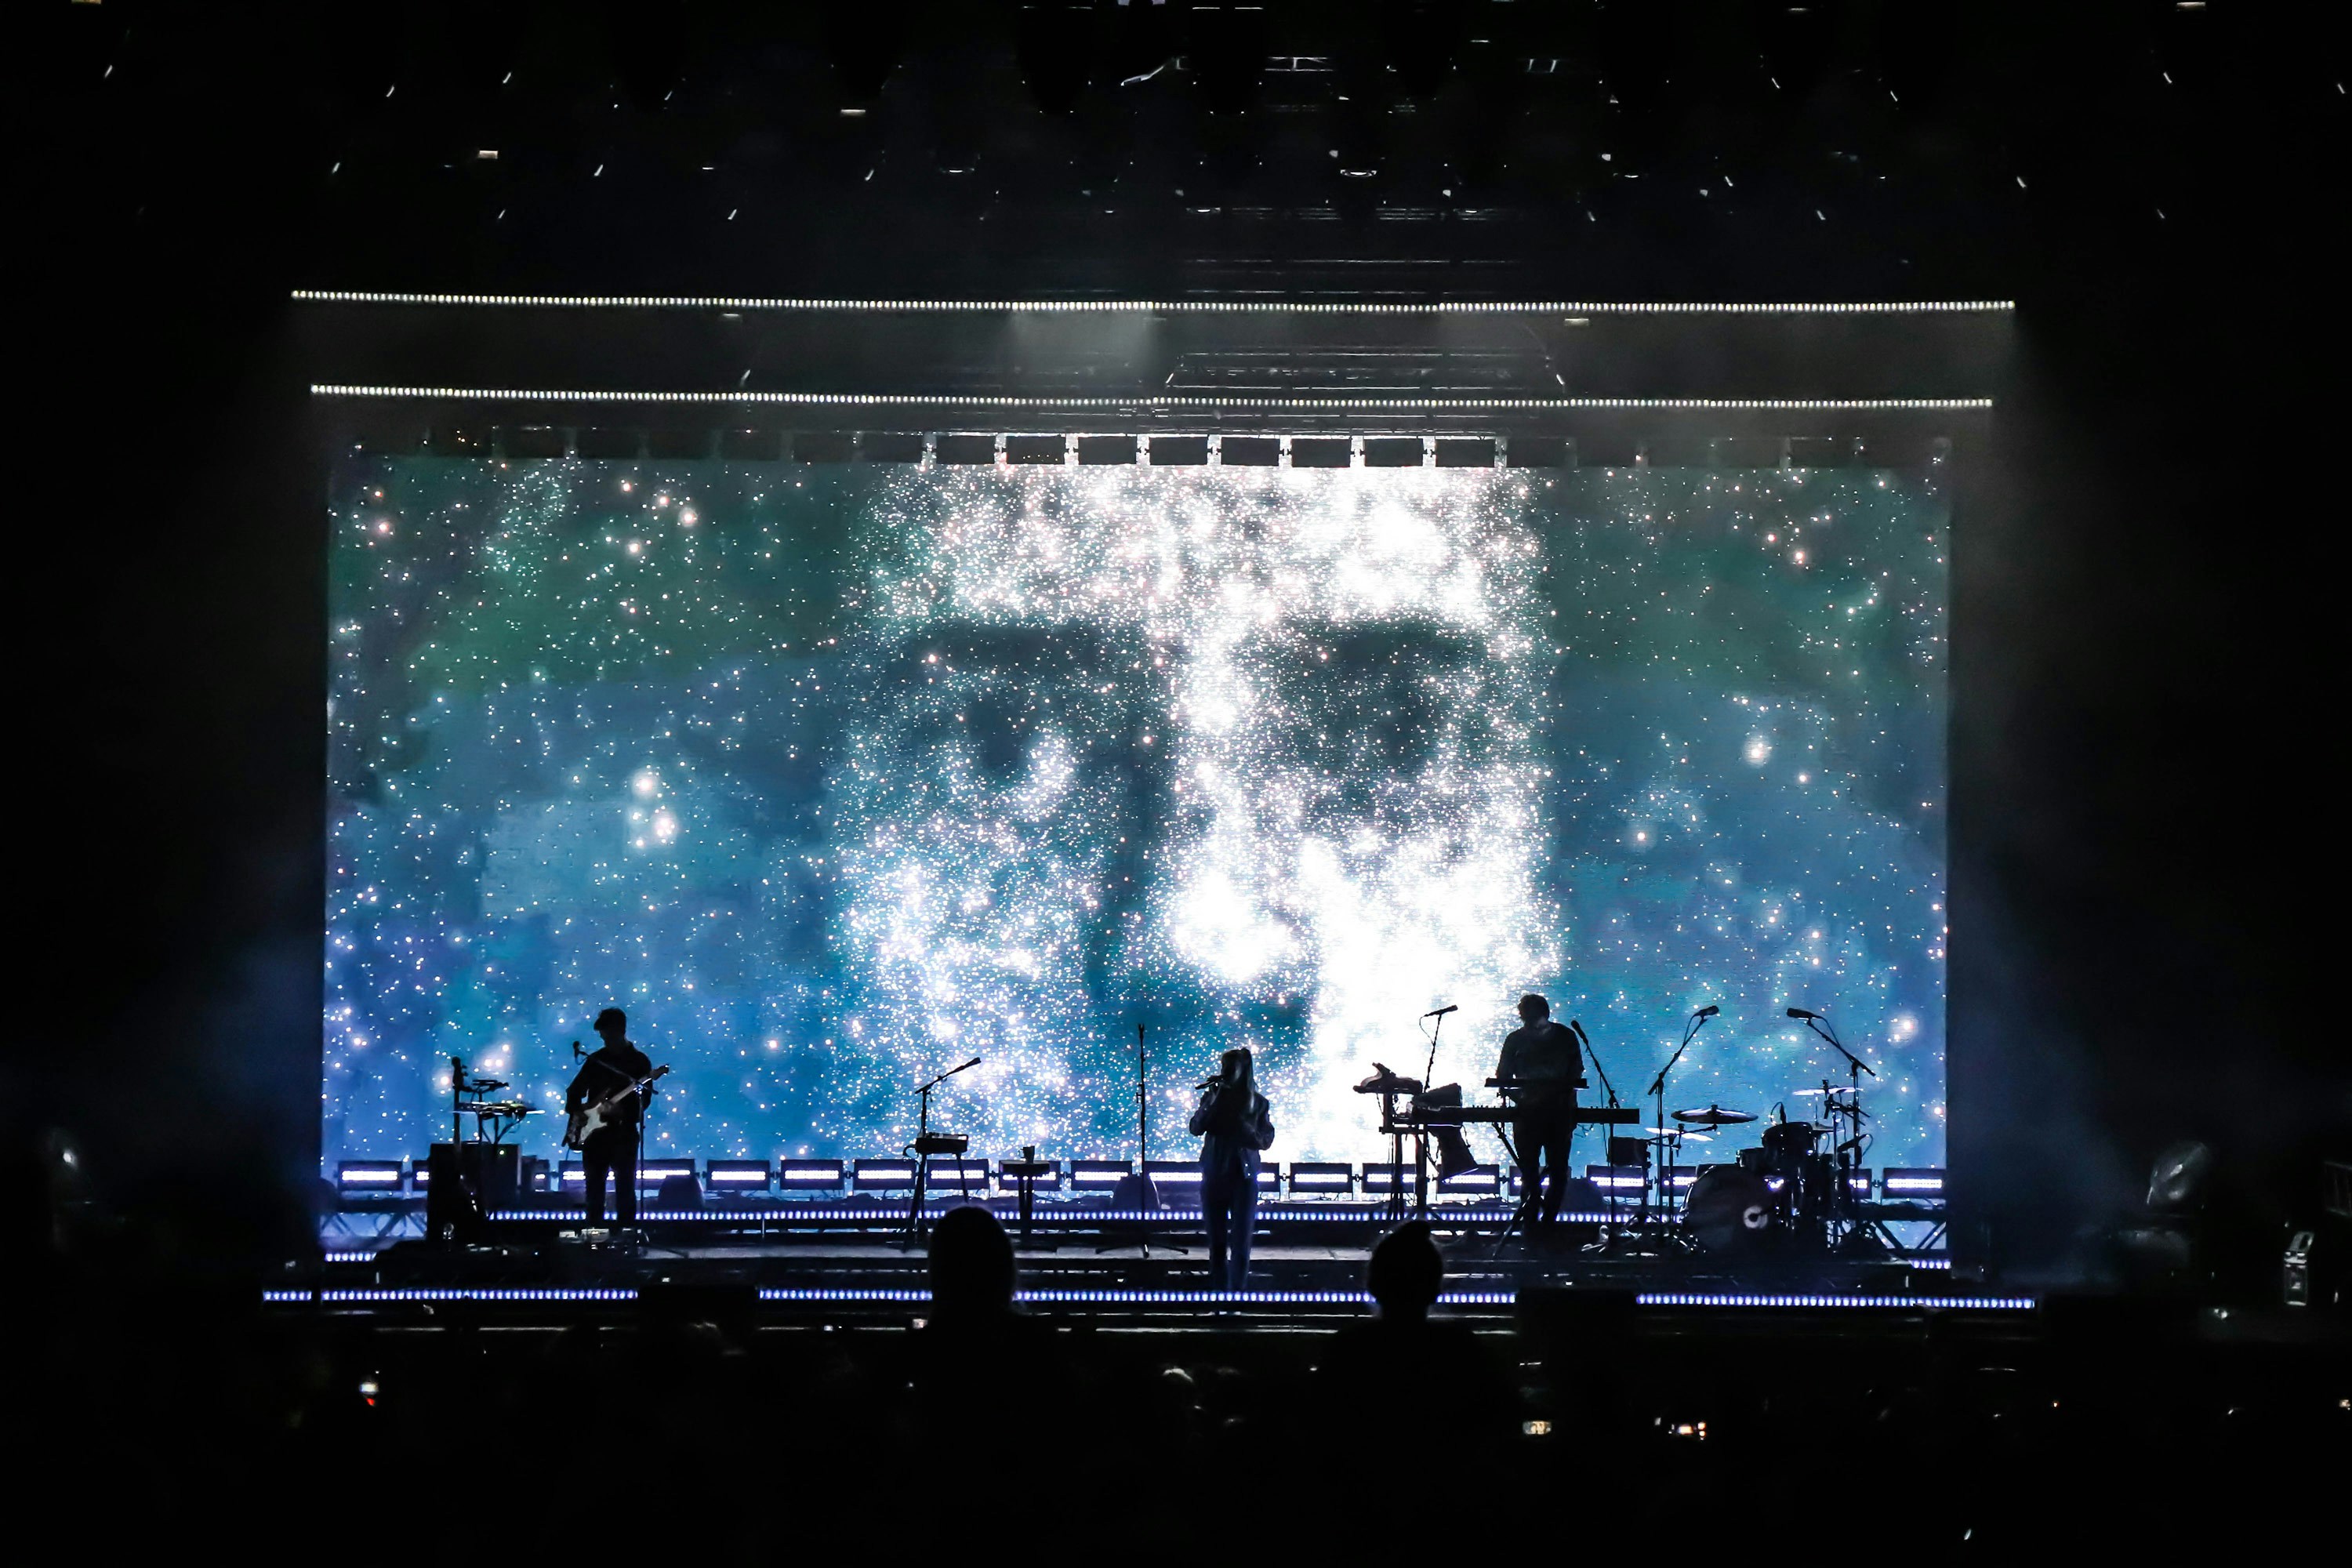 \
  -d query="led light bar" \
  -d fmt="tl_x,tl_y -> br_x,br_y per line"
1069,1160 -> 1133,1191
314,384 -> 1993,413
705,1160 -> 772,1189
559,1160 -> 586,1189
750,1287 -> 1522,1305
1662,1167 -> 1700,1192
321,1250 -> 376,1264
637,1160 -> 698,1188
1438,1166 -> 1503,1194
480,1204 -> 1620,1225
852,1160 -> 918,1192
408,1160 -> 431,1187
1639,1293 -> 2032,1310
336,1160 -> 406,1192
1846,1169 -> 1875,1198
920,1160 -> 989,1197
263,1287 -> 640,1303
779,1159 -> 846,1190
292,291 -> 2016,316
1586,1164 -> 1648,1194
1360,1166 -> 1416,1194
1882,1168 -> 1947,1196
1287,1163 -> 1354,1193
1143,1160 -> 1203,1187
996,1161 -> 1062,1192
